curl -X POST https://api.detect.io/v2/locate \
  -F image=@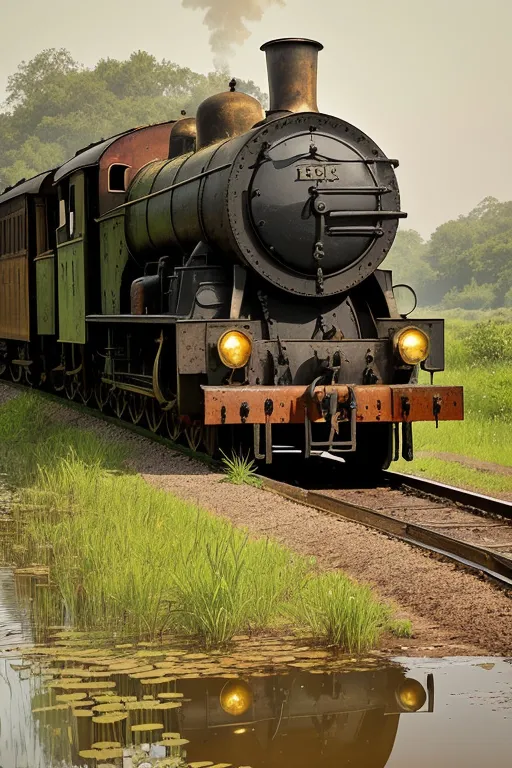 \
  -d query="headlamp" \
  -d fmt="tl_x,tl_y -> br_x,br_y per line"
217,330 -> 252,369
396,678 -> 427,712
395,327 -> 430,366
